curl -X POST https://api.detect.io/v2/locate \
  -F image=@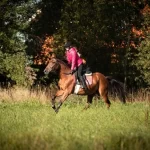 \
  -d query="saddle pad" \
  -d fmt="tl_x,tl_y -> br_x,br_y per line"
74,74 -> 93,94
85,74 -> 92,85
74,84 -> 81,94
